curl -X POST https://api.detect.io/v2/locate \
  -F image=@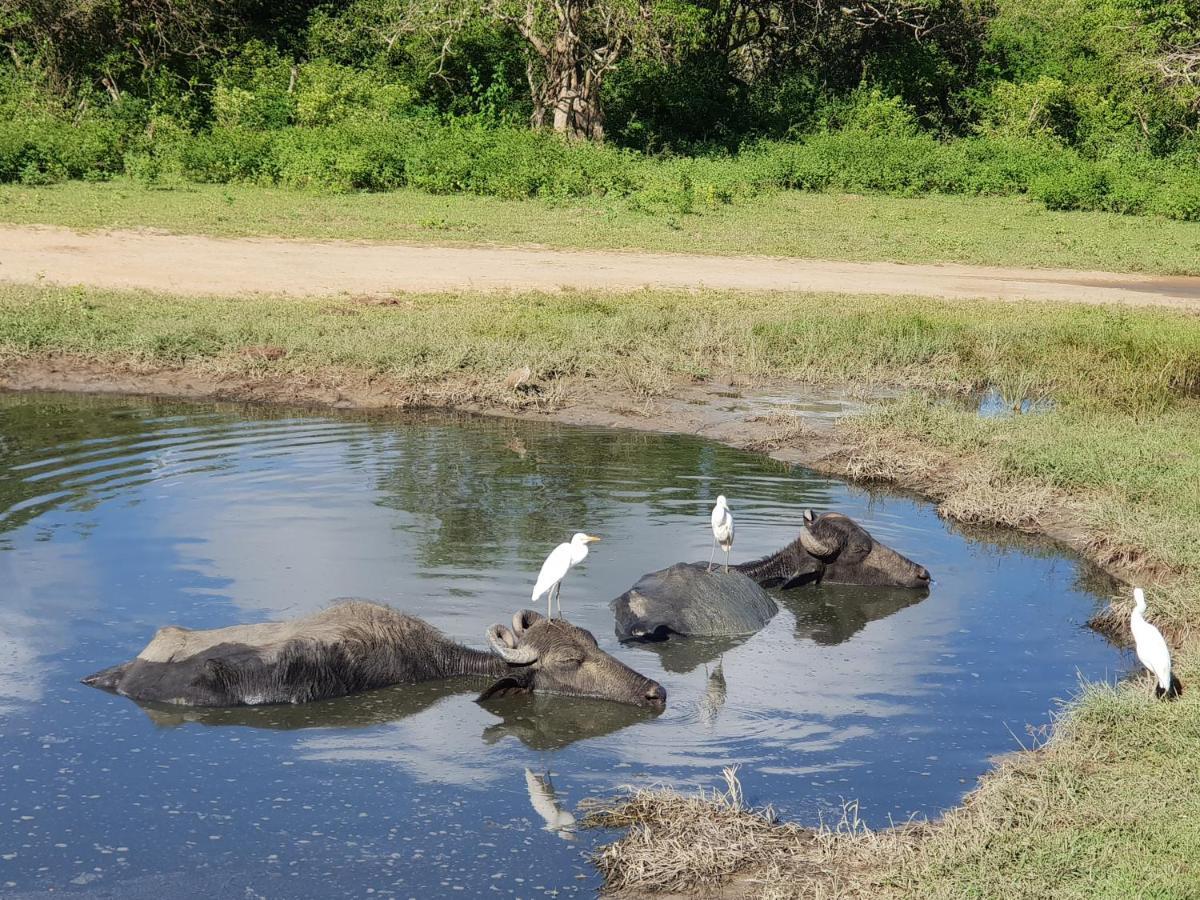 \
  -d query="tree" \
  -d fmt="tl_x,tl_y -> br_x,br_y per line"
368,0 -> 701,139
500,0 -> 701,139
